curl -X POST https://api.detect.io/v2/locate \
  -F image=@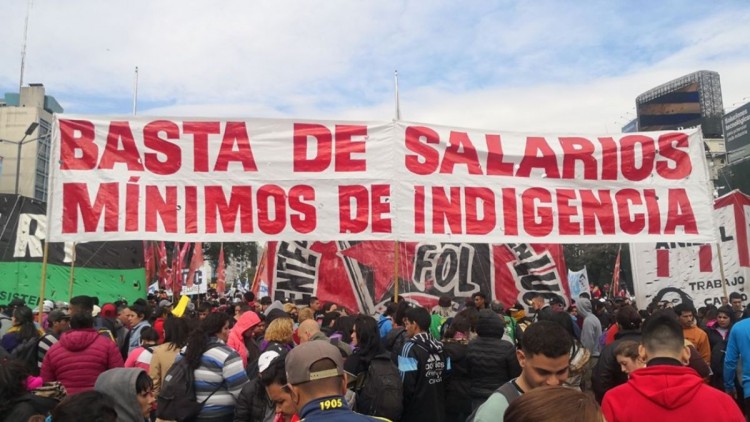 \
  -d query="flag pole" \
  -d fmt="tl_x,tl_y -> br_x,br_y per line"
393,241 -> 400,303
67,242 -> 77,300
38,240 -> 49,323
717,242 -> 728,300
